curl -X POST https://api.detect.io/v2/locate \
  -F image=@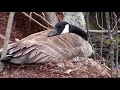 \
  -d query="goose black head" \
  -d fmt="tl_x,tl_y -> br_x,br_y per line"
48,21 -> 69,37
48,21 -> 88,41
